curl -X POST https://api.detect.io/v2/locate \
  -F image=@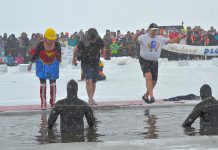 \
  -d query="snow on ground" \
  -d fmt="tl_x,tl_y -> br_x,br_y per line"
0,57 -> 218,106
